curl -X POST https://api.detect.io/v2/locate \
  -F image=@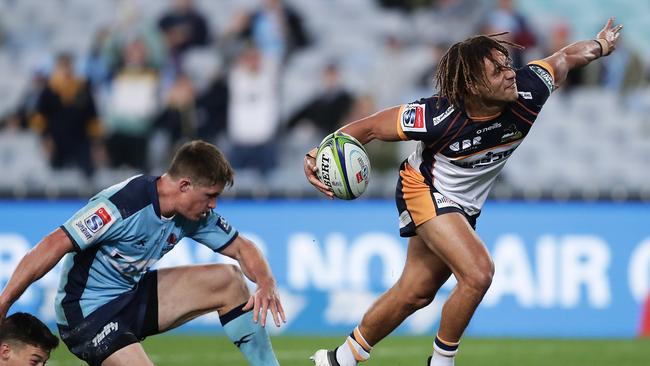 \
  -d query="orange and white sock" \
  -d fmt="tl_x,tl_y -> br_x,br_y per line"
335,326 -> 372,365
